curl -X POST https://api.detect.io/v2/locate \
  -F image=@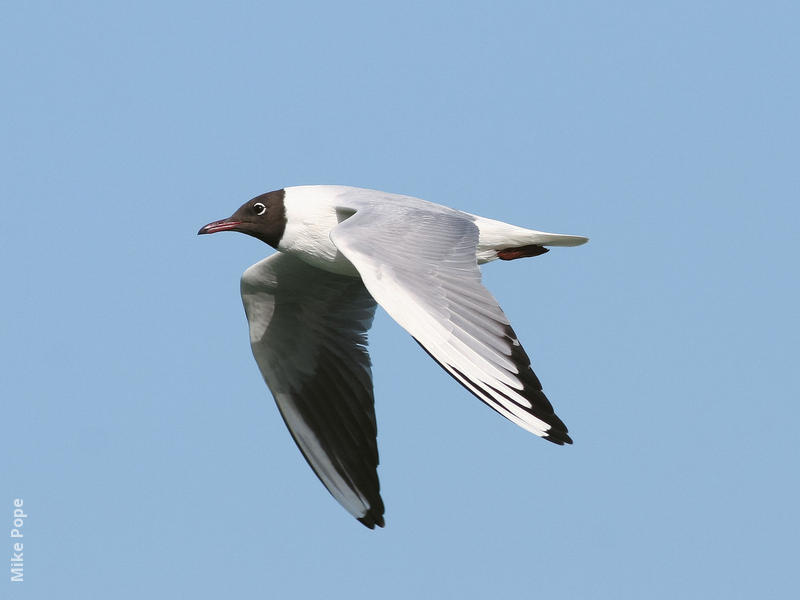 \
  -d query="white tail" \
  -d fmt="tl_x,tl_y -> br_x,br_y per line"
472,214 -> 588,247
521,230 -> 589,247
